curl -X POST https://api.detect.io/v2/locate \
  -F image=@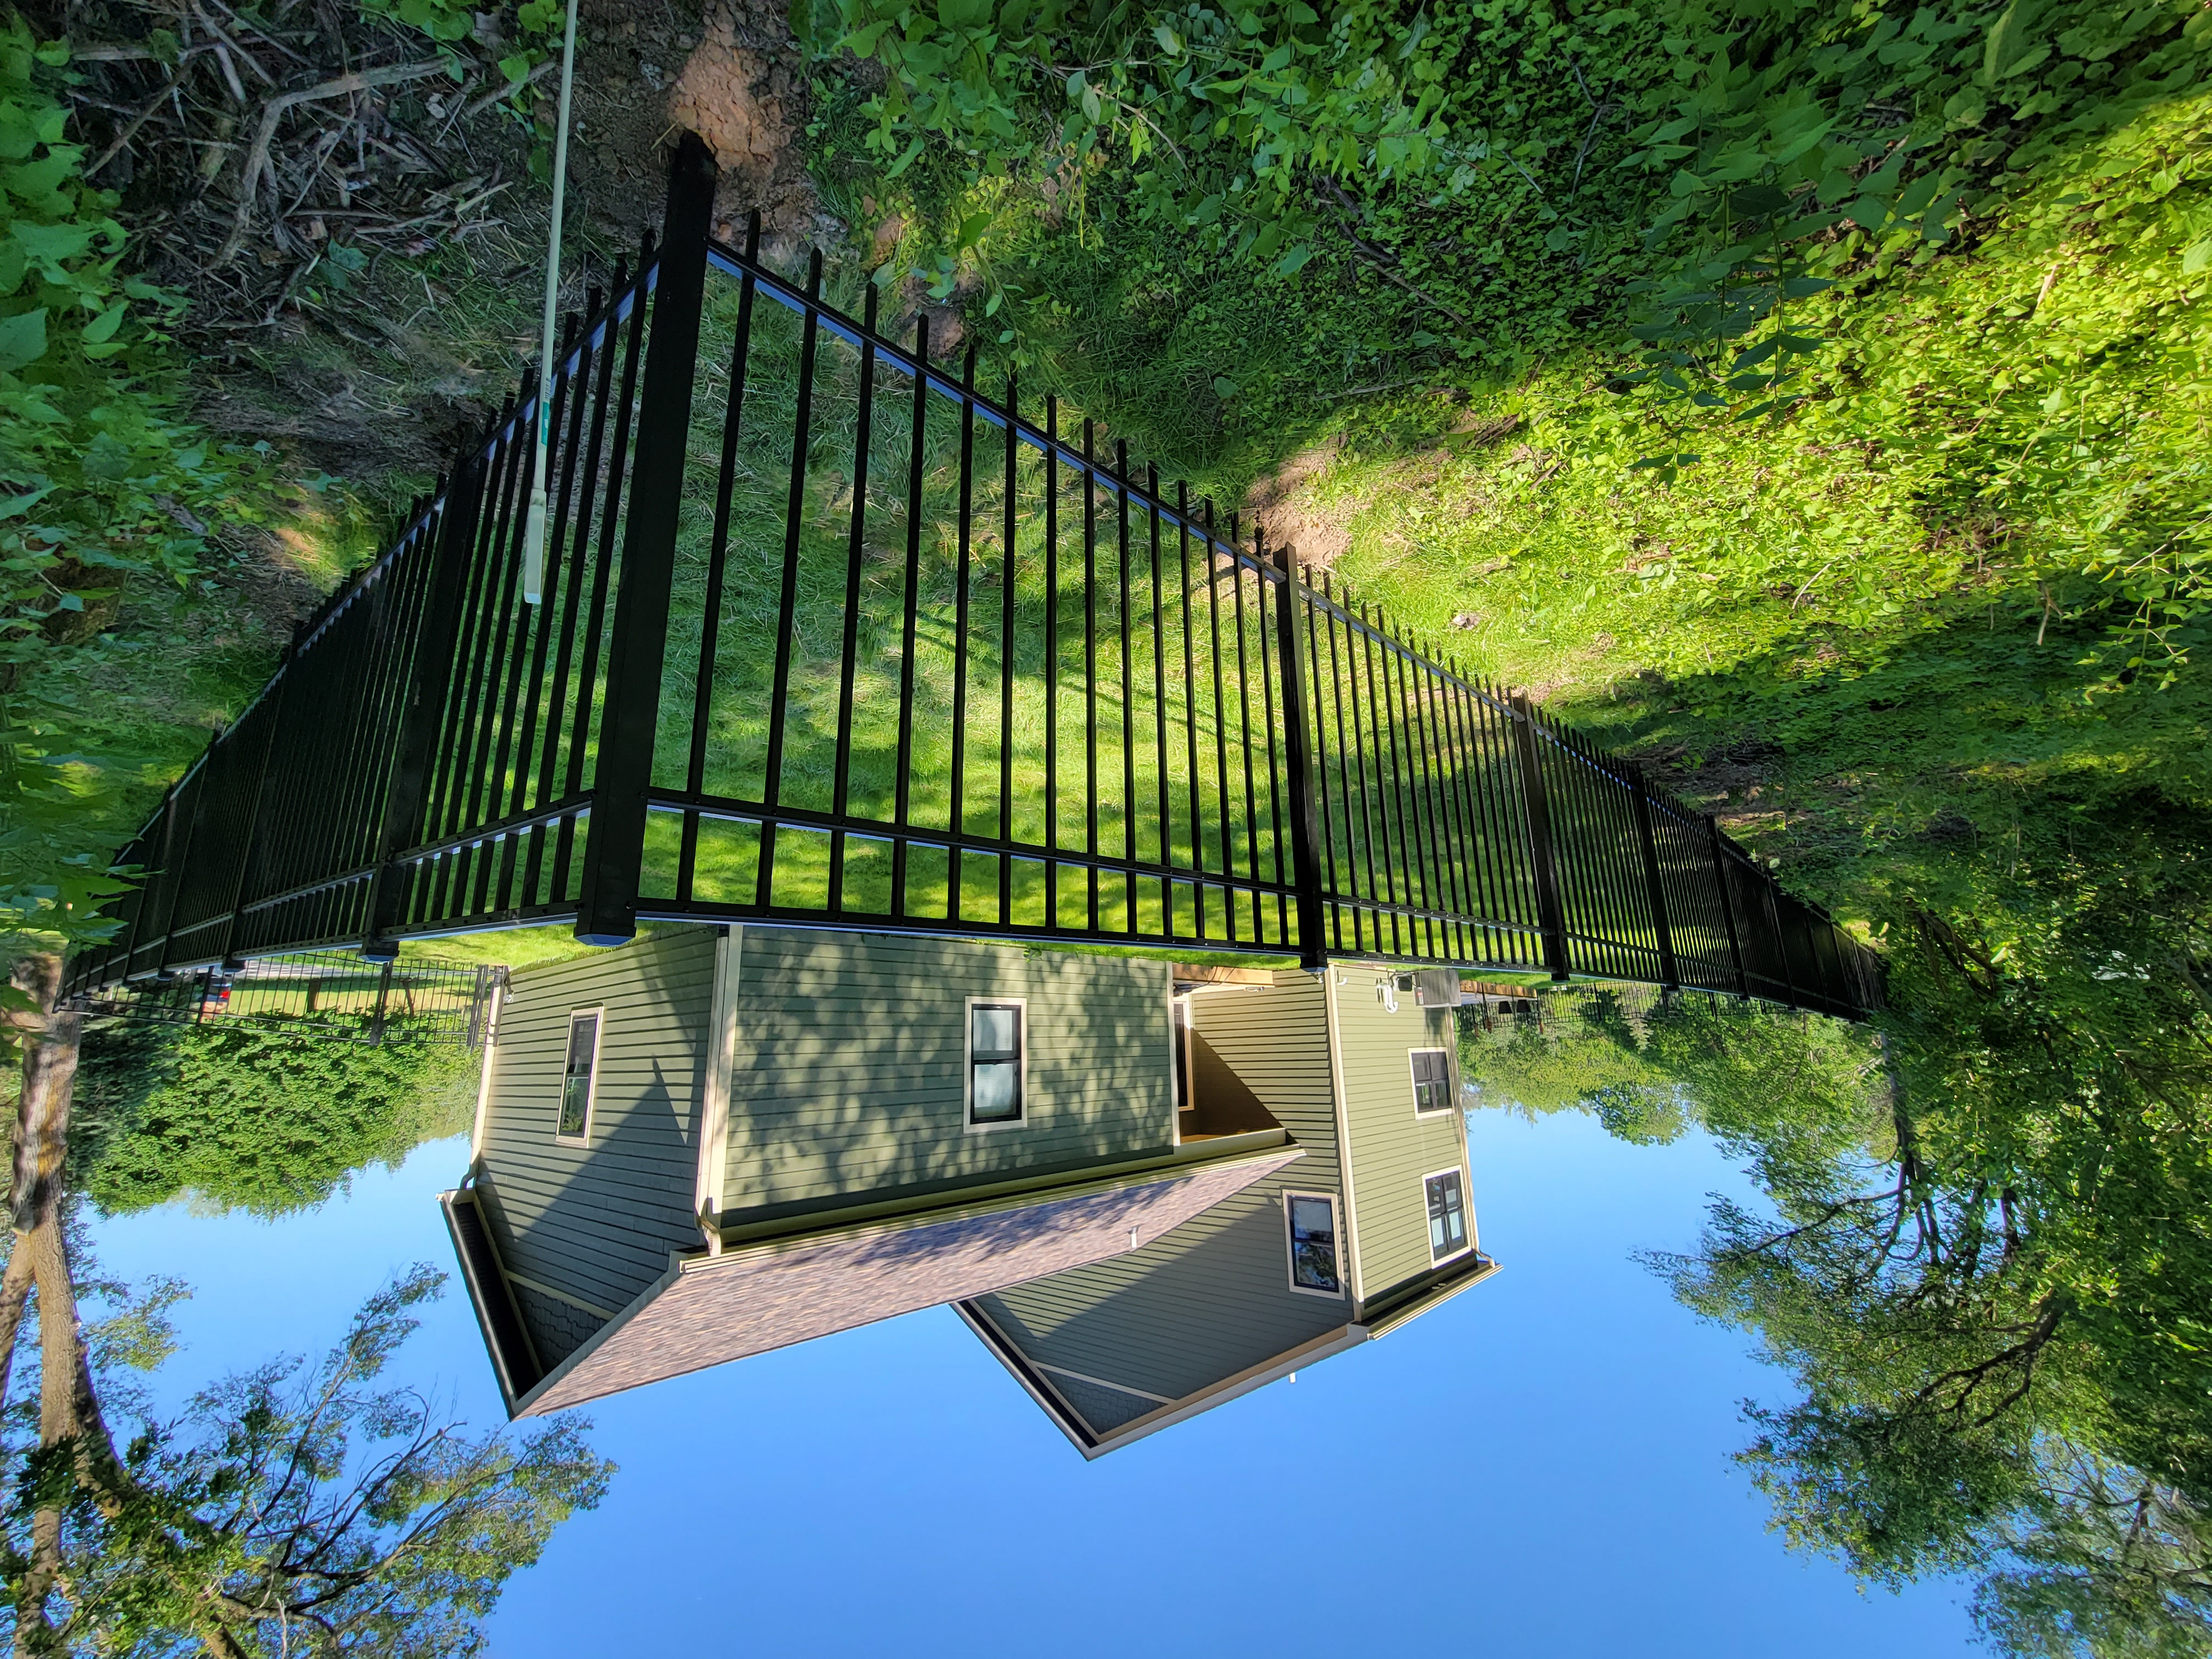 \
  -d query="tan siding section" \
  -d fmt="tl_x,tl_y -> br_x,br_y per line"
720,931 -> 1176,1225
1187,978 -> 1339,1185
977,1169 -> 1350,1406
1329,964 -> 1475,1306
476,928 -> 718,1361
